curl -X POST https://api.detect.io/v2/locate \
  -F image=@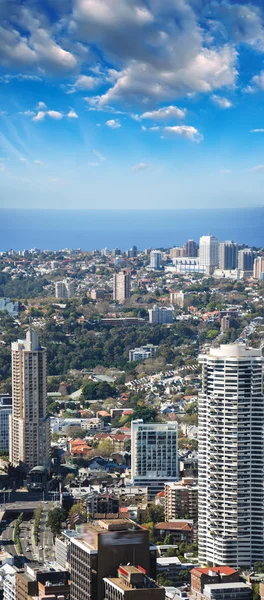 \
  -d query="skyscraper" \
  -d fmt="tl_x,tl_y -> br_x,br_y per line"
113,271 -> 130,303
219,241 -> 238,270
199,235 -> 219,273
10,329 -> 50,471
198,344 -> 264,567
150,250 -> 162,270
131,420 -> 178,498
183,240 -> 198,257
55,279 -> 75,299
148,305 -> 174,324
237,249 -> 256,271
